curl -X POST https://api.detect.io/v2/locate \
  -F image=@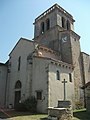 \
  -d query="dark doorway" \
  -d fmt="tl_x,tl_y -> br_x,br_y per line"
14,91 -> 21,107
14,80 -> 22,107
